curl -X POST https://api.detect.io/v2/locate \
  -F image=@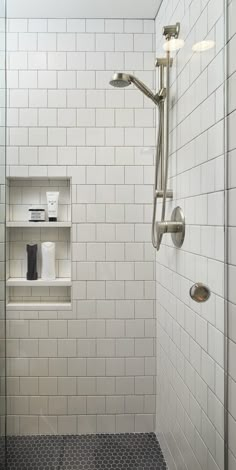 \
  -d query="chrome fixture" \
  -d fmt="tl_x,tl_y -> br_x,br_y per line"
153,22 -> 185,250
162,23 -> 184,52
189,283 -> 211,303
155,206 -> 185,249
162,22 -> 180,40
109,22 -> 185,251
109,73 -> 161,106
